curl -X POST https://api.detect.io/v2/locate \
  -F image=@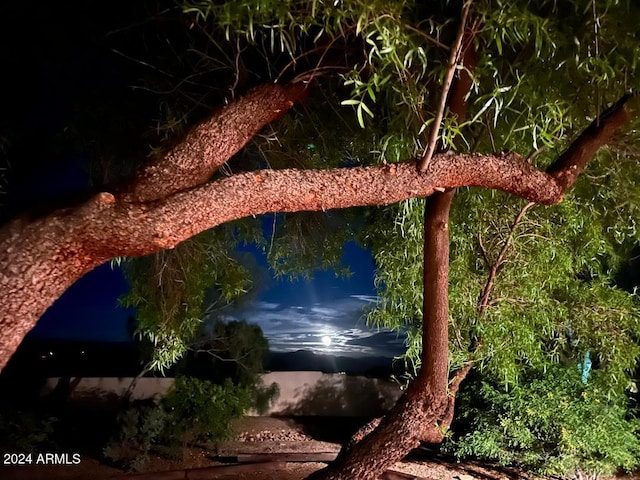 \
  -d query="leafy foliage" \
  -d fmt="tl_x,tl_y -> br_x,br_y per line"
103,400 -> 166,472
367,184 -> 640,389
183,0 -> 640,155
104,376 -> 262,471
181,318 -> 280,415
0,408 -> 58,453
161,376 -> 253,447
121,227 -> 253,371
184,318 -> 270,386
449,365 -> 640,477
264,212 -> 358,279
